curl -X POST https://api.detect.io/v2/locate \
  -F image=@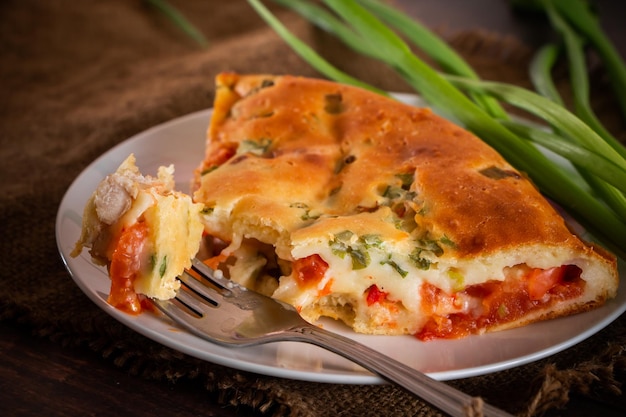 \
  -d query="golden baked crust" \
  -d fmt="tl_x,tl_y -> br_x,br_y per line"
194,73 -> 618,338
